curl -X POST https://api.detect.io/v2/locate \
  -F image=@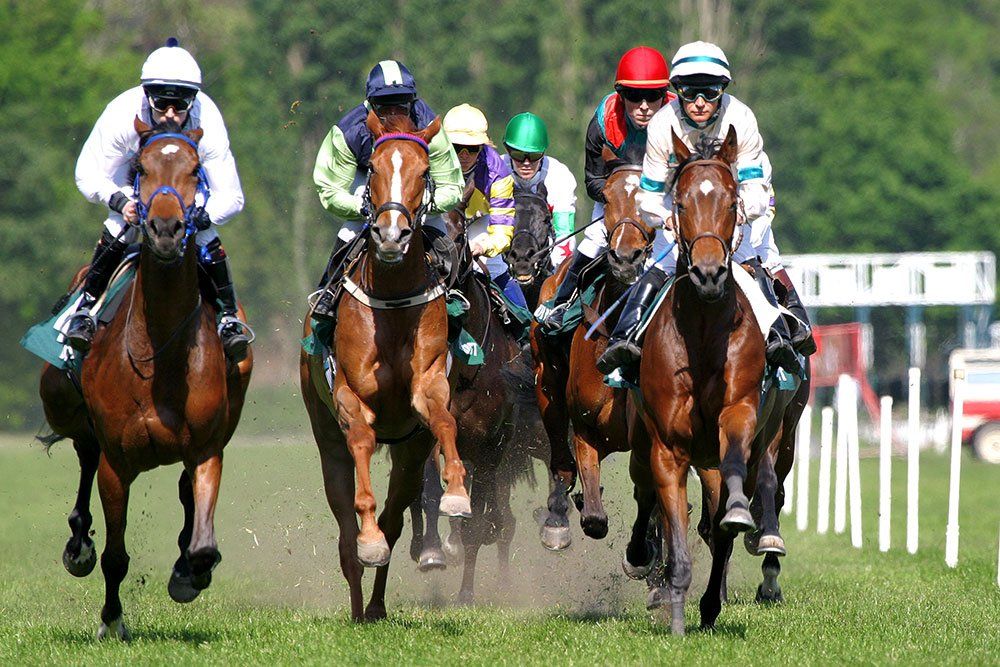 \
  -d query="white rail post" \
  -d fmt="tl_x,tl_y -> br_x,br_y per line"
879,396 -> 893,552
907,367 -> 921,554
817,406 -> 834,535
796,404 -> 812,531
945,369 -> 965,568
846,378 -> 863,548
834,375 -> 850,534
996,523 -> 1000,587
